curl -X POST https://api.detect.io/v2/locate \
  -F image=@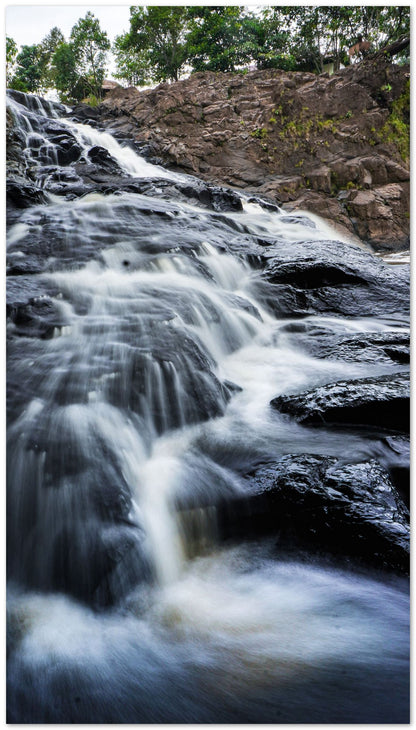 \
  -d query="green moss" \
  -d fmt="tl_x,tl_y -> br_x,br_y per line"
251,127 -> 268,139
377,80 -> 410,162
85,94 -> 100,107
